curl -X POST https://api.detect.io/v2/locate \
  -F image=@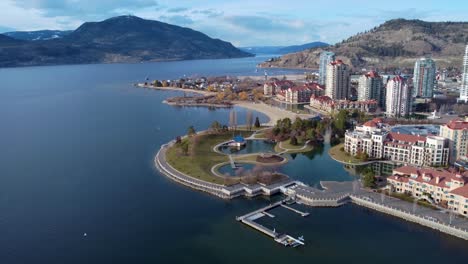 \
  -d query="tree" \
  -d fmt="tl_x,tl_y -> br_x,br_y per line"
175,136 -> 182,144
229,110 -> 237,131
254,117 -> 261,128
239,91 -> 248,101
306,128 -> 316,142
179,140 -> 189,156
154,80 -> 162,87
187,126 -> 196,137
216,92 -> 225,101
292,117 -> 304,131
246,111 -> 253,131
210,121 -> 221,133
290,135 -> 298,146
334,110 -> 348,132
362,167 -> 376,188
